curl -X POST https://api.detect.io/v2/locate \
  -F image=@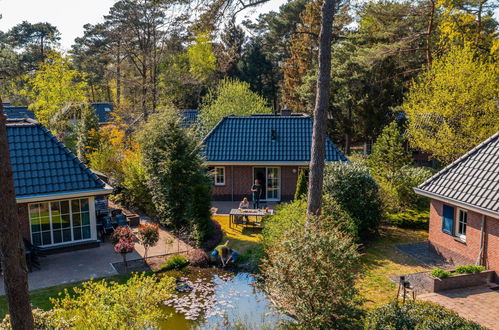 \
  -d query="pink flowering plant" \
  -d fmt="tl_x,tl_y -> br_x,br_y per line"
112,226 -> 136,269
